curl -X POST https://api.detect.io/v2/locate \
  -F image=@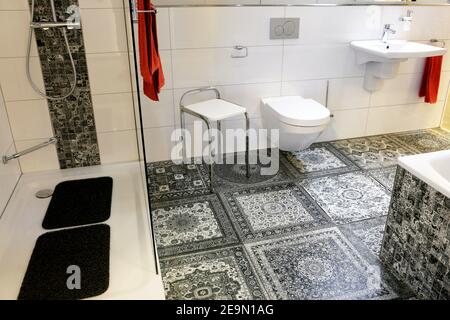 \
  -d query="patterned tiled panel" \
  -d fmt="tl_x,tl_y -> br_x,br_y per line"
380,167 -> 450,300
30,0 -> 100,168
331,135 -> 415,170
151,194 -> 238,257
221,182 -> 330,241
246,228 -> 397,300
302,172 -> 391,225
160,246 -> 267,300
